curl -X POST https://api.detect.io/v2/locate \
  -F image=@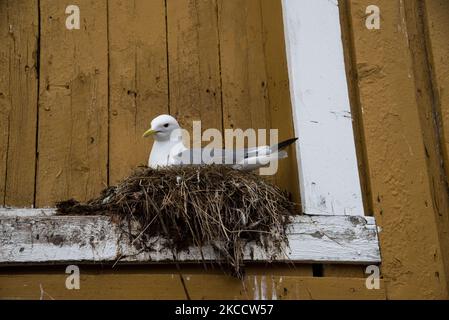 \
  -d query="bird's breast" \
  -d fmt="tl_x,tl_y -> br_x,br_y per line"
148,140 -> 186,168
